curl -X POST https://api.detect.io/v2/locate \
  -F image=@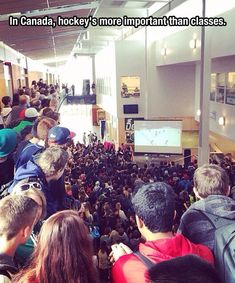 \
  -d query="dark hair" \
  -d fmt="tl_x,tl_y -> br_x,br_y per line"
194,164 -> 229,198
149,255 -> 222,283
13,210 -> 98,283
132,182 -> 175,233
1,96 -> 11,106
41,99 -> 50,108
